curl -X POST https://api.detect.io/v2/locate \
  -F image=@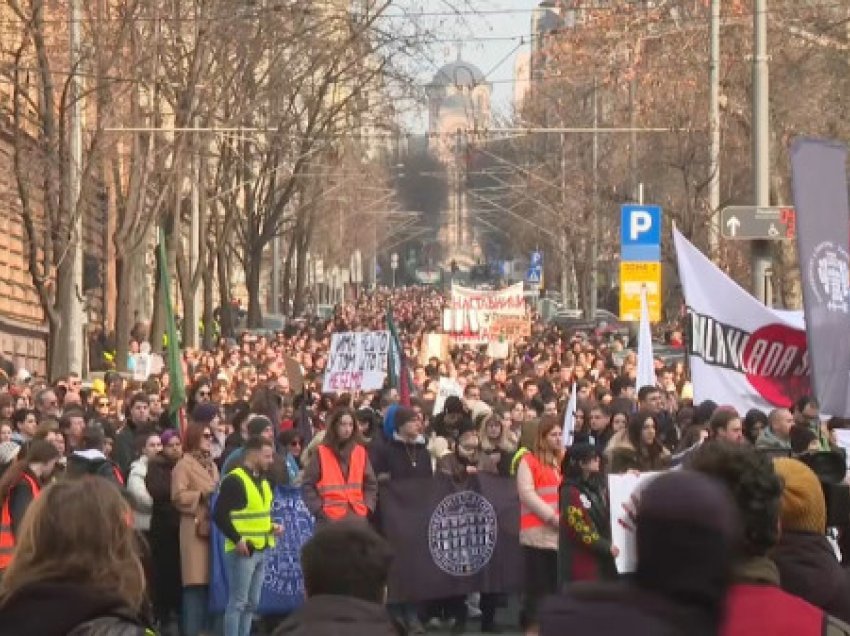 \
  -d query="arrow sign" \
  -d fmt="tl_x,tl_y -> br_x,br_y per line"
726,216 -> 741,237
720,206 -> 796,240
